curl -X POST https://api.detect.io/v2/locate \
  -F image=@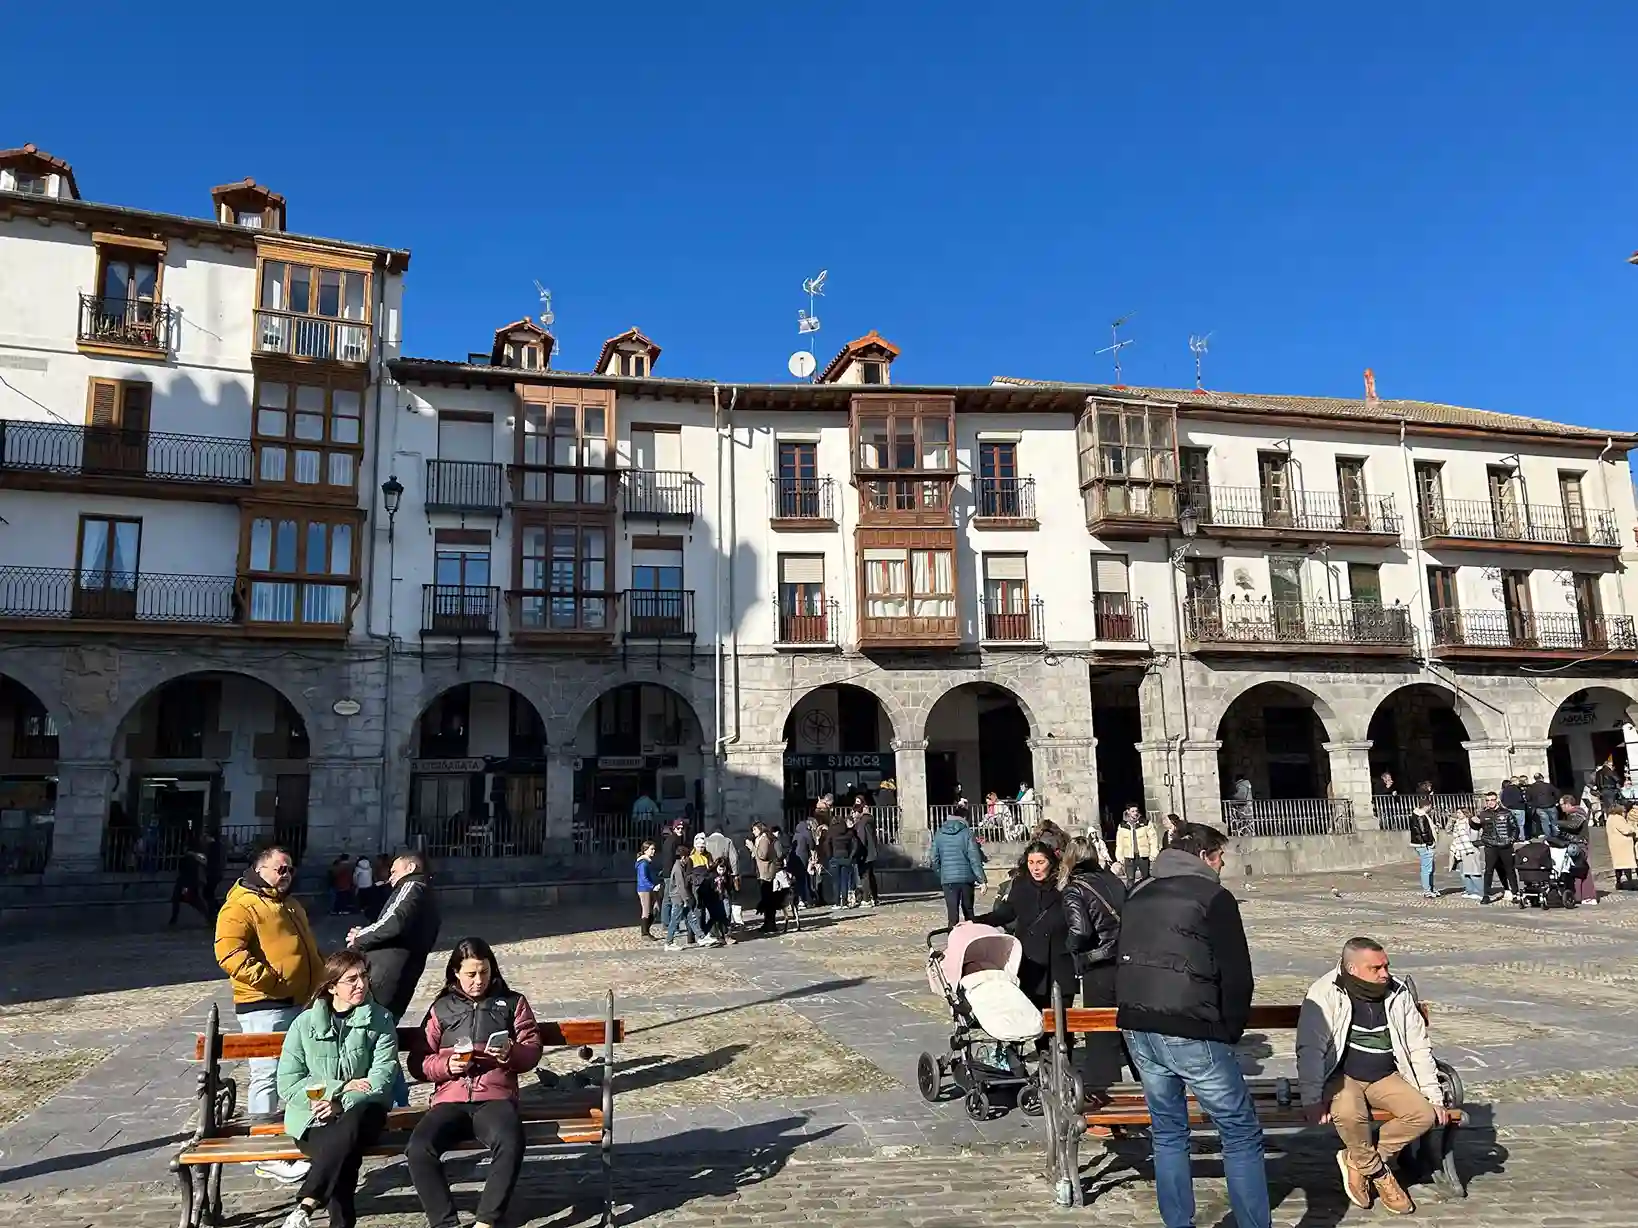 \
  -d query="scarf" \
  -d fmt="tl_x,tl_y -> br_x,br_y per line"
1340,970 -> 1391,1002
